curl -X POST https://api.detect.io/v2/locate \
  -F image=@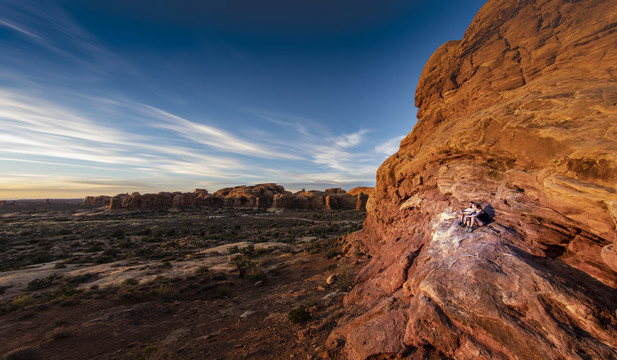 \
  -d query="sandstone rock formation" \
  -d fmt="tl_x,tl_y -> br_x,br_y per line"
331,0 -> 617,359
272,189 -> 359,210
347,187 -> 373,197
348,187 -> 373,211
83,195 -> 111,205
212,183 -> 289,208
97,184 -> 368,211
